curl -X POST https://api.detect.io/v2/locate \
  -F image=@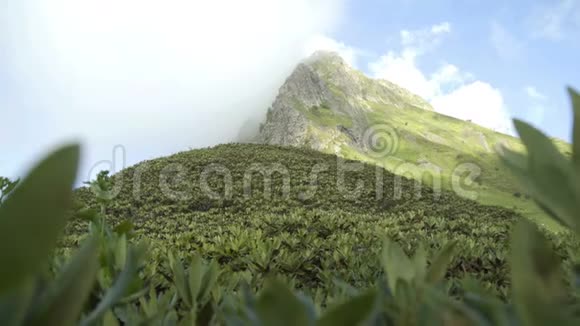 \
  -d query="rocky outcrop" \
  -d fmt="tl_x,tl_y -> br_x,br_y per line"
258,51 -> 433,150
259,62 -> 330,146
